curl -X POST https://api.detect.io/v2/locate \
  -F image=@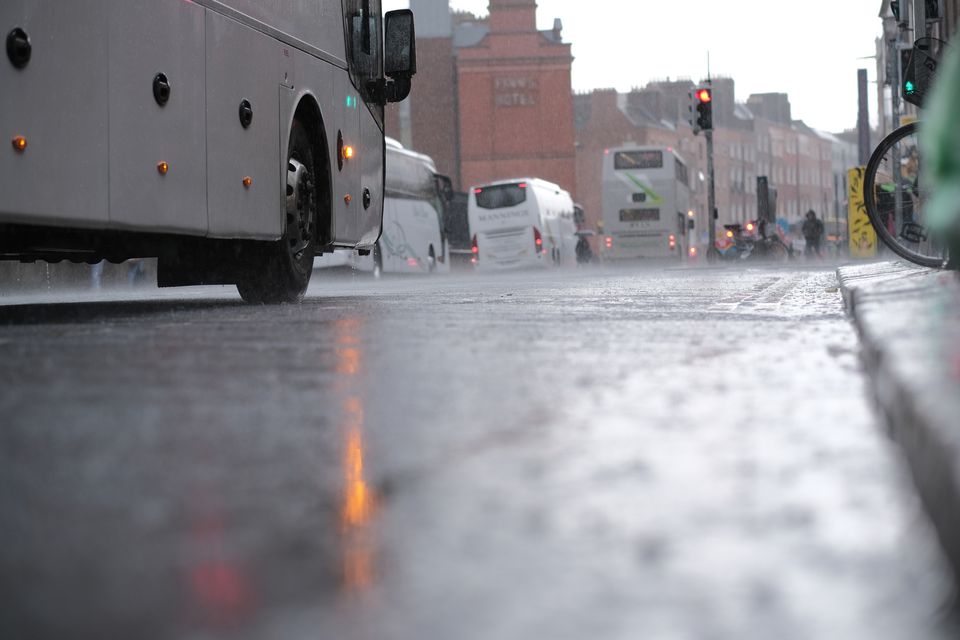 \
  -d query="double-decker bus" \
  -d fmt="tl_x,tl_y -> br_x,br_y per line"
314,137 -> 452,275
1,0 -> 416,302
468,178 -> 577,270
601,146 -> 692,261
